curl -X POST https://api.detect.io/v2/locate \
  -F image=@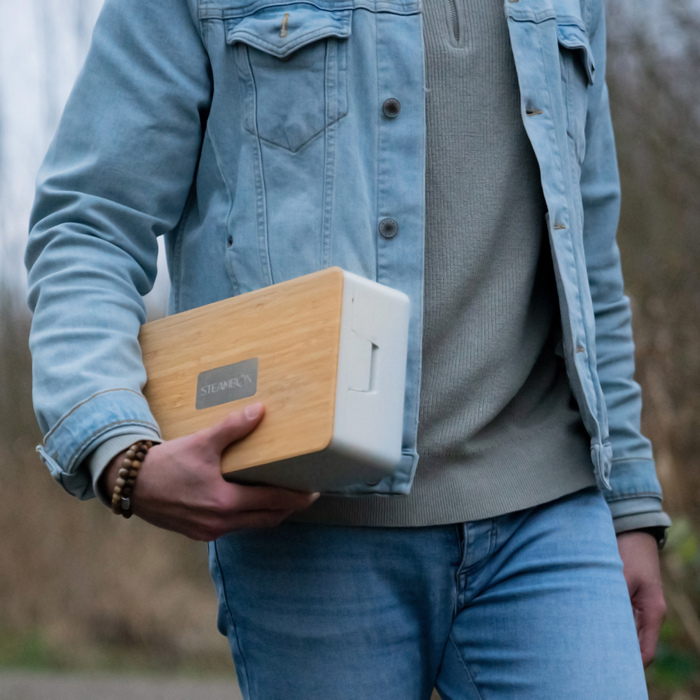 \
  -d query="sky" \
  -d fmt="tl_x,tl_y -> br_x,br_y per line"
0,0 -> 168,315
